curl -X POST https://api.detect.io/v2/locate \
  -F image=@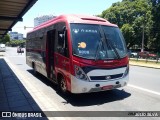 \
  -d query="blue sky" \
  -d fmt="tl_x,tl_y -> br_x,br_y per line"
12,0 -> 121,37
